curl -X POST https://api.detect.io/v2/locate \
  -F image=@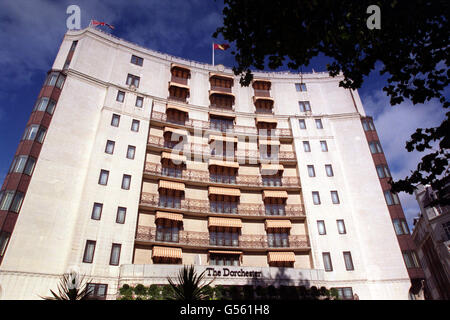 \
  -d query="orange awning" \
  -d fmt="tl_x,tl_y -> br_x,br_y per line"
209,135 -> 238,144
166,104 -> 188,113
209,72 -> 234,80
209,90 -> 235,97
155,211 -> 183,222
171,63 -> 191,73
169,81 -> 190,90
256,117 -> 278,124
159,180 -> 185,191
265,220 -> 292,229
161,152 -> 186,163
208,159 -> 239,169
152,246 -> 182,259
268,251 -> 295,263
208,217 -> 242,228
209,111 -> 236,119
263,190 -> 288,199
259,139 -> 280,146
209,186 -> 241,197
209,250 -> 242,255
163,126 -> 188,137
260,164 -> 284,174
